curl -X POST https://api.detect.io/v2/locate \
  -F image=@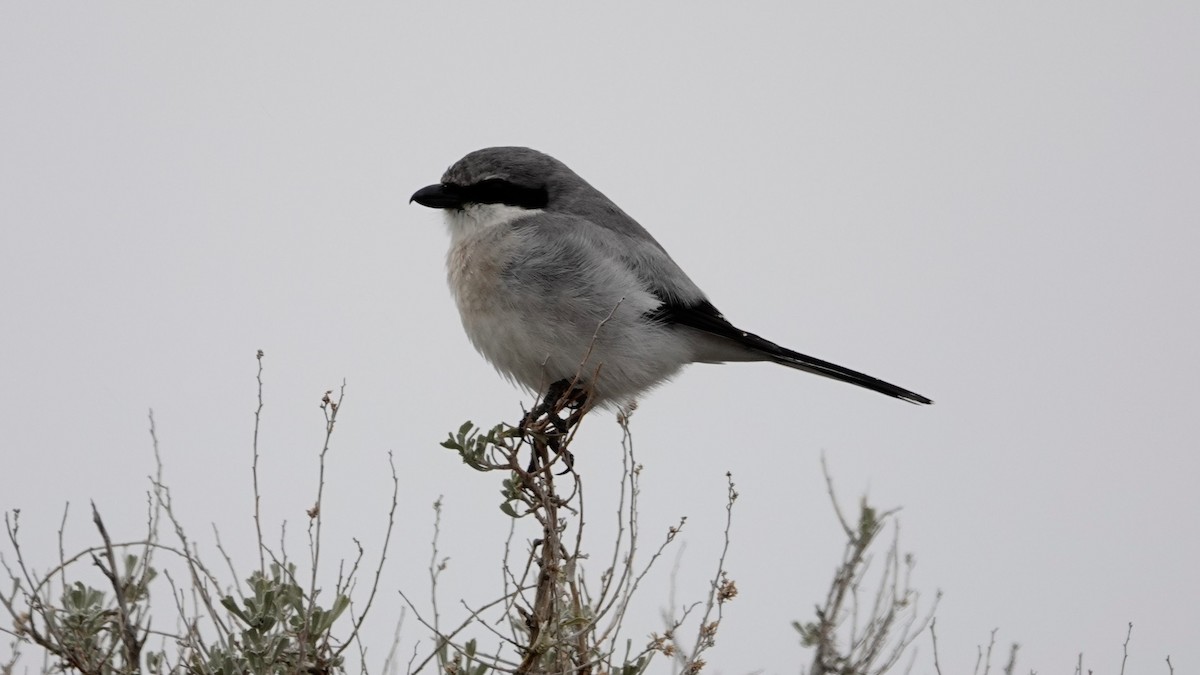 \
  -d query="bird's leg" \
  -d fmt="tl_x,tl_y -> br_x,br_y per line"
520,379 -> 572,431
553,387 -> 590,474
526,433 -> 554,474
520,379 -> 570,473
562,387 -> 589,428
520,379 -> 591,474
